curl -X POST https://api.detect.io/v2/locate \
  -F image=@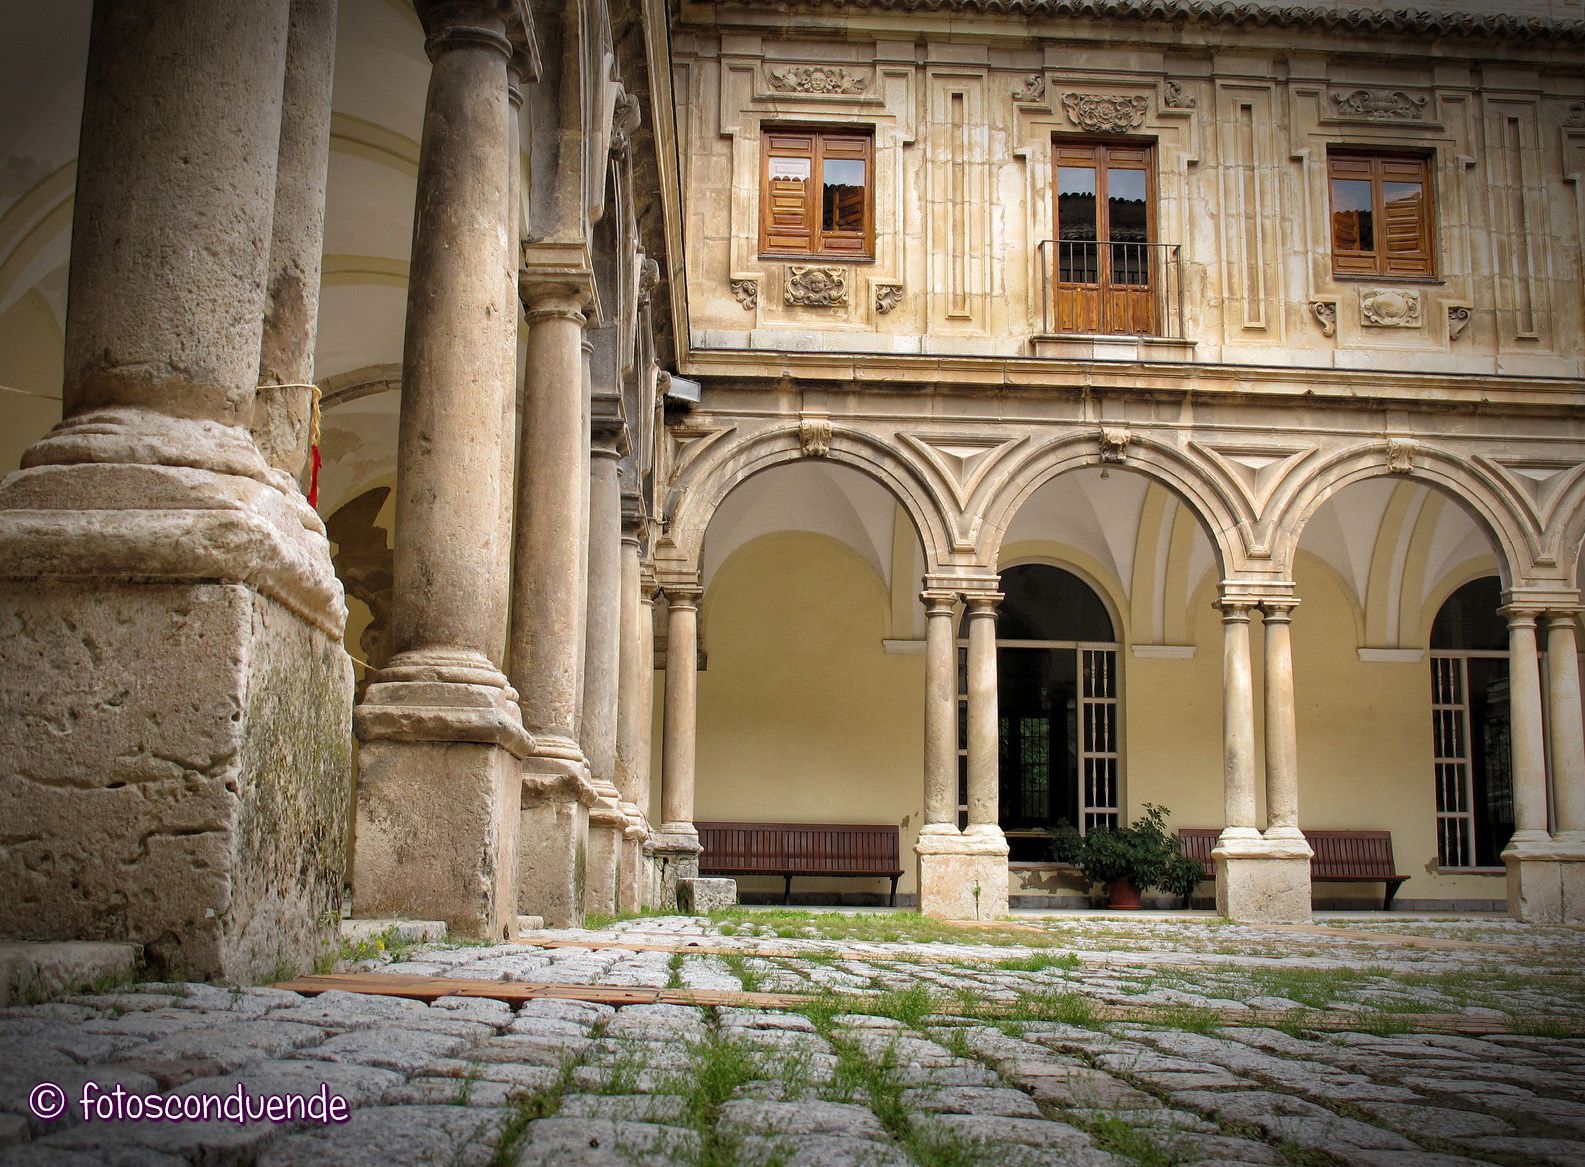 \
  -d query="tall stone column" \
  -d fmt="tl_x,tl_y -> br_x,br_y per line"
0,0 -> 354,980
614,511 -> 649,912
511,277 -> 596,928
352,0 -> 529,942
655,586 -> 704,908
1504,607 -> 1574,921
1211,595 -> 1308,923
637,570 -> 660,906
1544,612 -> 1585,922
941,591 -> 1008,919
917,590 -> 987,919
253,0 -> 338,482
581,416 -> 628,915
